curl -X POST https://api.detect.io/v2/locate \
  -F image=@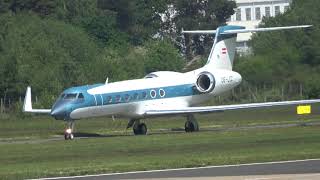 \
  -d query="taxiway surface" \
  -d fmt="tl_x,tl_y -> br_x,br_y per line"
39,159 -> 320,180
